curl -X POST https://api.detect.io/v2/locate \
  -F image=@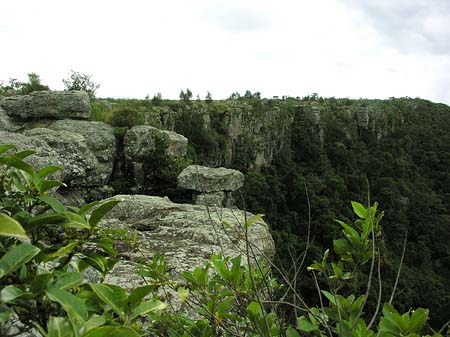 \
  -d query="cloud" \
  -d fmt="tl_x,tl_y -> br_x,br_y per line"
205,3 -> 271,33
340,0 -> 450,55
